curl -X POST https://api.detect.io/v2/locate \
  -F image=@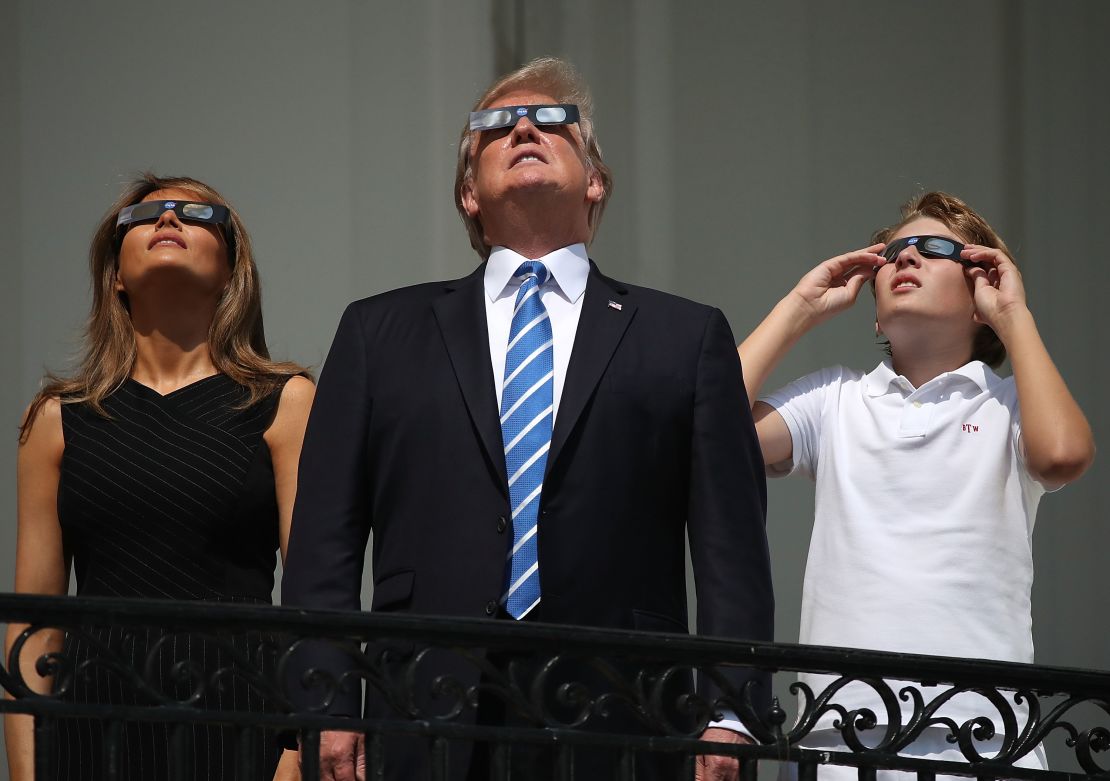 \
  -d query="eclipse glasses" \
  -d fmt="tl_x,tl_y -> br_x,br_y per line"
883,235 -> 980,266
469,104 -> 580,132
116,200 -> 232,232
115,199 -> 234,257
